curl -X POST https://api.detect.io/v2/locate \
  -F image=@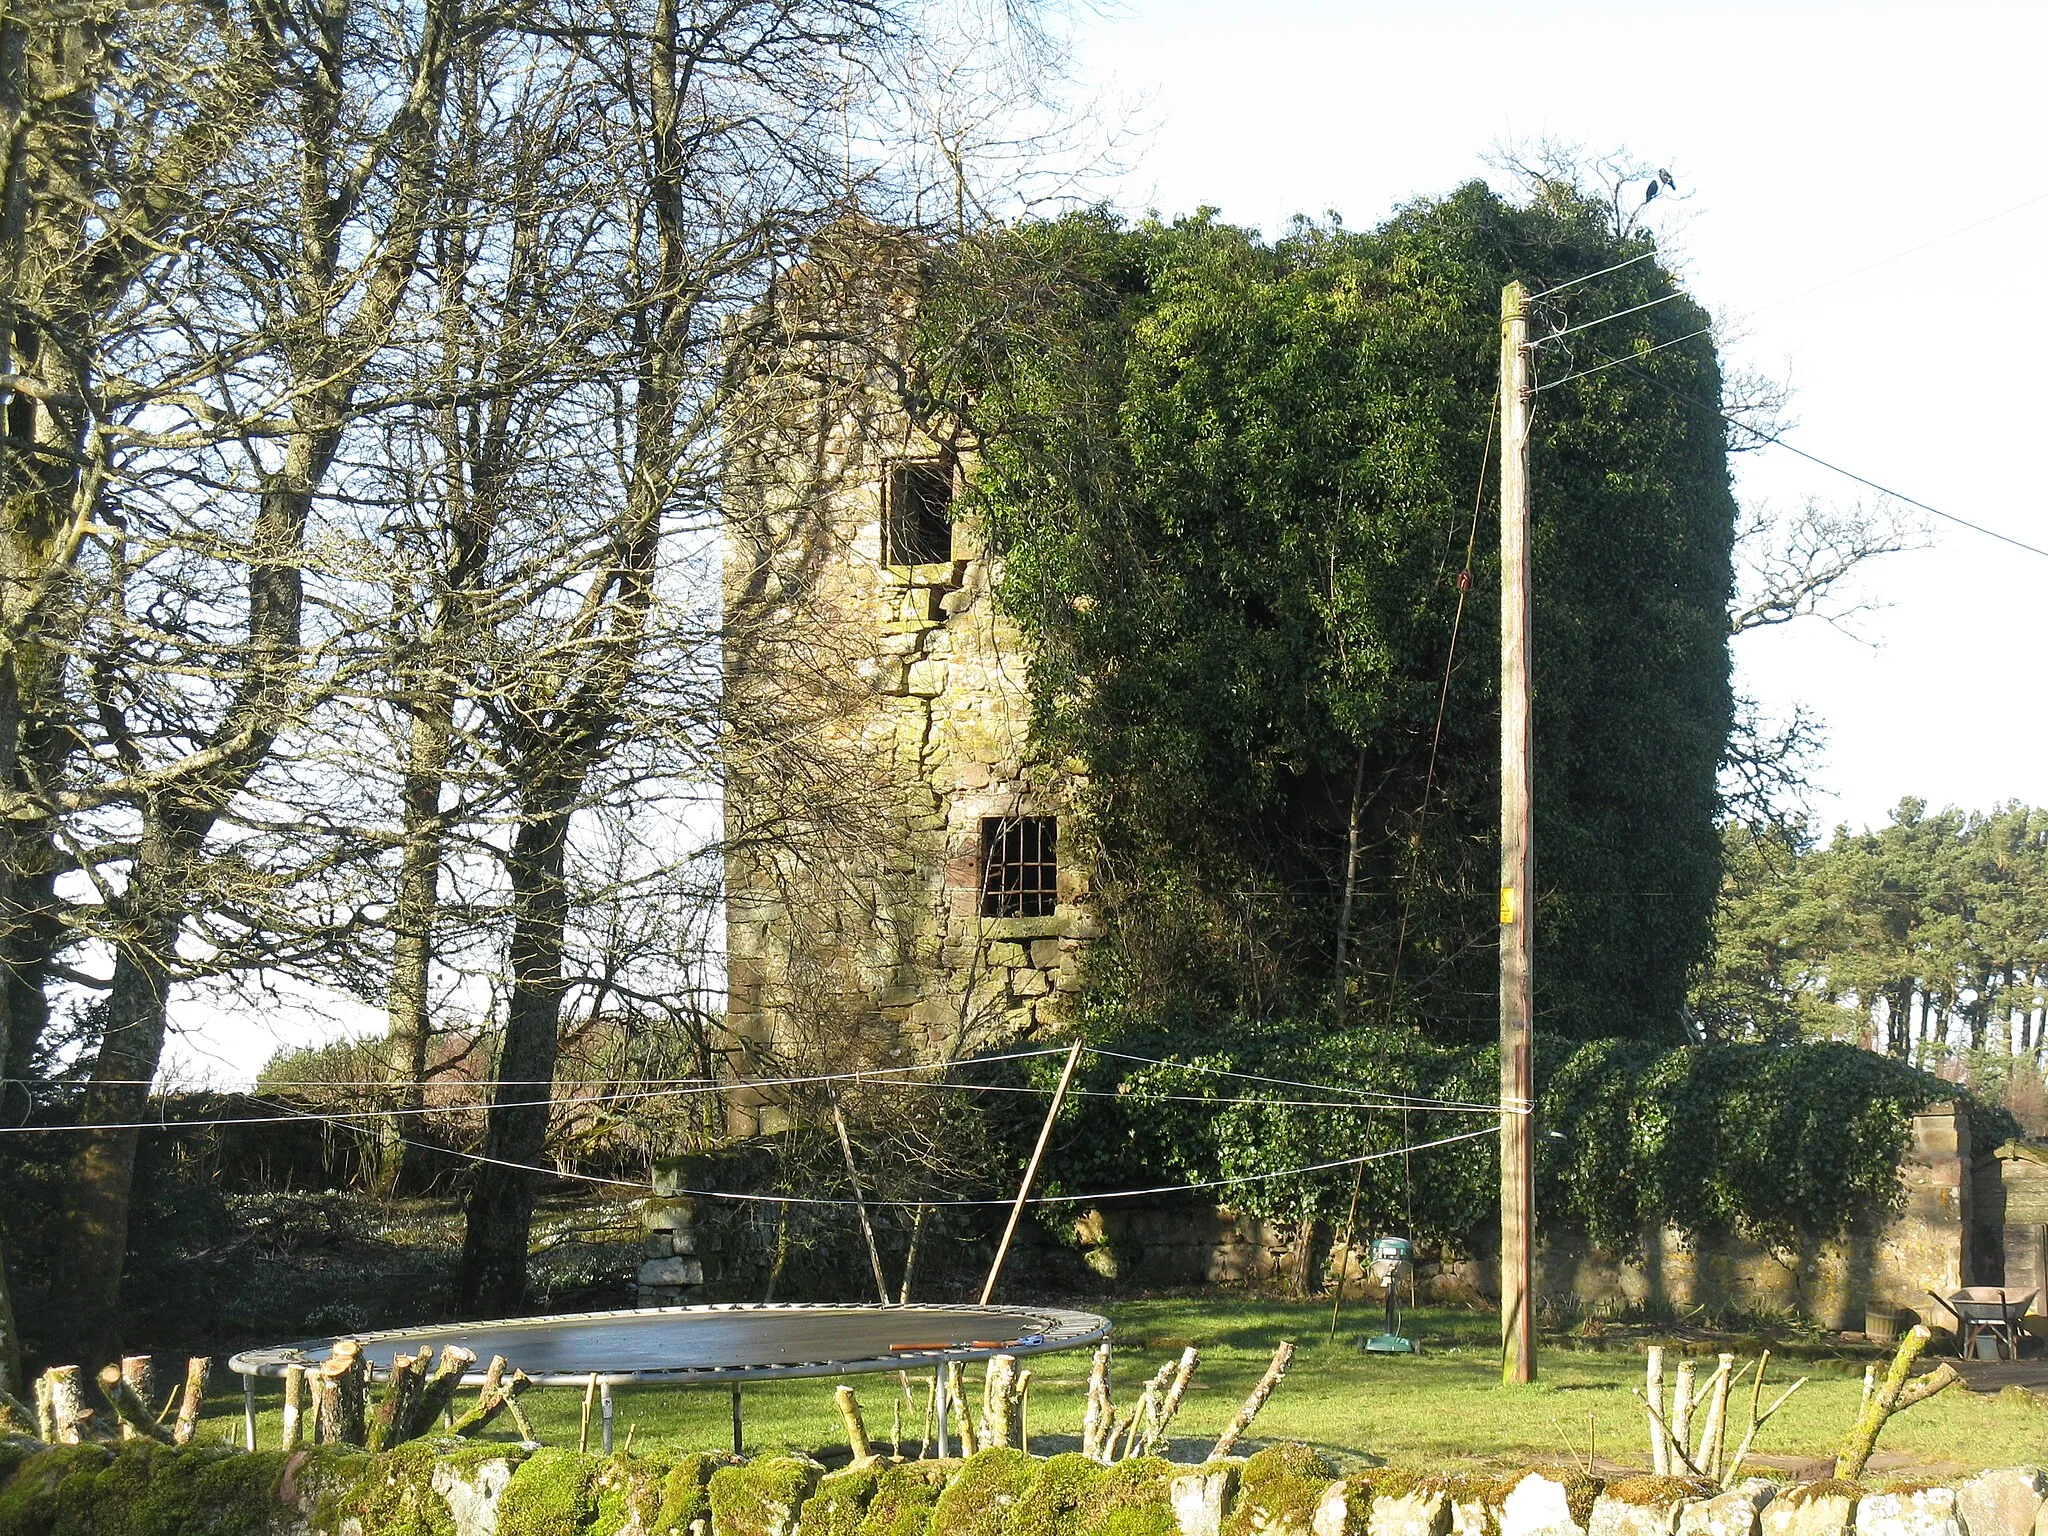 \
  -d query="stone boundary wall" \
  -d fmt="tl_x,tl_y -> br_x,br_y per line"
636,1106 -> 1974,1325
4,1439 -> 2047,1536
